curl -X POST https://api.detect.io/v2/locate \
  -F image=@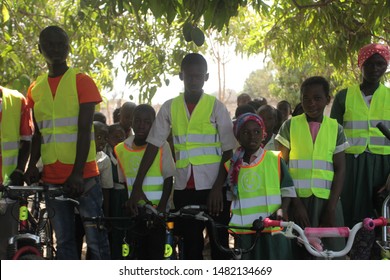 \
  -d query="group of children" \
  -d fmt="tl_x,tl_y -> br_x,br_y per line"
90,44 -> 389,261
1,24 -> 388,261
